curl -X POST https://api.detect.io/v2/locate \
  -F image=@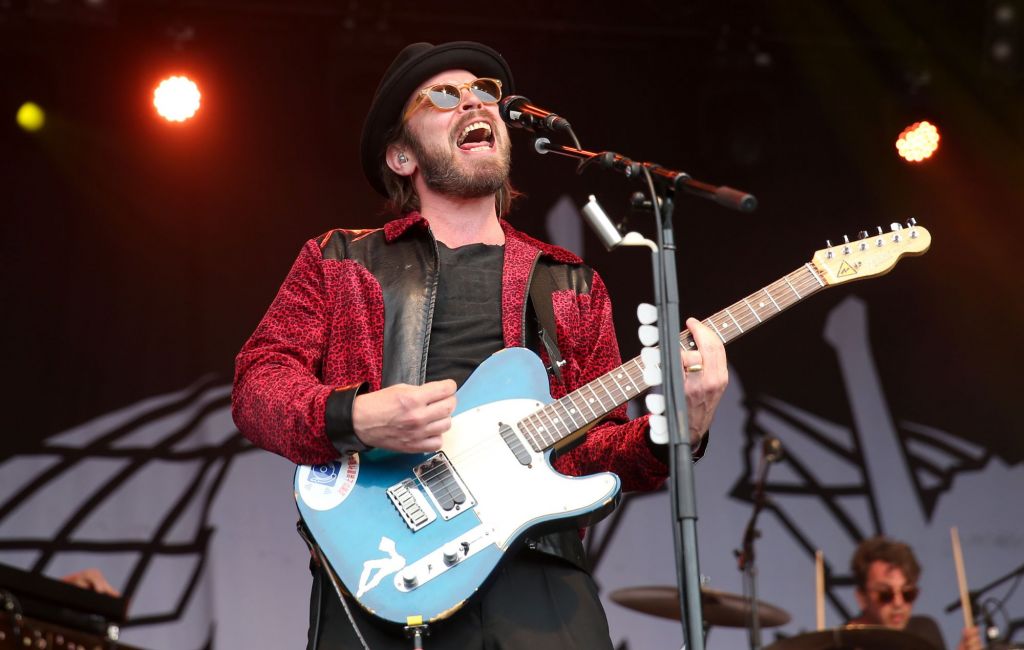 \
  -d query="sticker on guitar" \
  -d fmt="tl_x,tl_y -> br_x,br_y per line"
356,536 -> 406,598
296,457 -> 360,511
